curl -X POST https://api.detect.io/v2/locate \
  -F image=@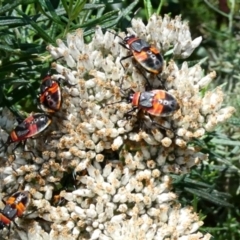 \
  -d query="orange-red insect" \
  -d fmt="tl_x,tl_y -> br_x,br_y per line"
0,191 -> 30,230
119,35 -> 164,75
127,89 -> 179,117
7,113 -> 51,143
39,72 -> 62,113
108,31 -> 164,88
2,113 -> 52,157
